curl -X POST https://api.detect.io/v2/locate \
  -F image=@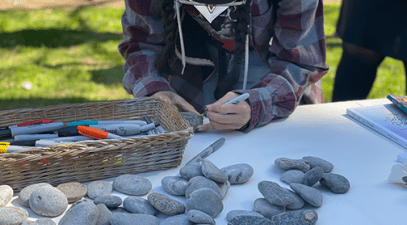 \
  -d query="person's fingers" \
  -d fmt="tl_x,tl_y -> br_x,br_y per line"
197,119 -> 242,131
173,97 -> 200,114
206,110 -> 250,125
